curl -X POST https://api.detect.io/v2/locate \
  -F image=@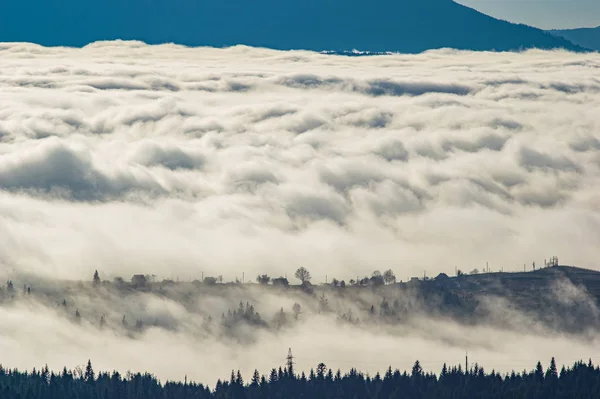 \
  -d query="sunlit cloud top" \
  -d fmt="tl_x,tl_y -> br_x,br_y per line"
0,42 -> 599,283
